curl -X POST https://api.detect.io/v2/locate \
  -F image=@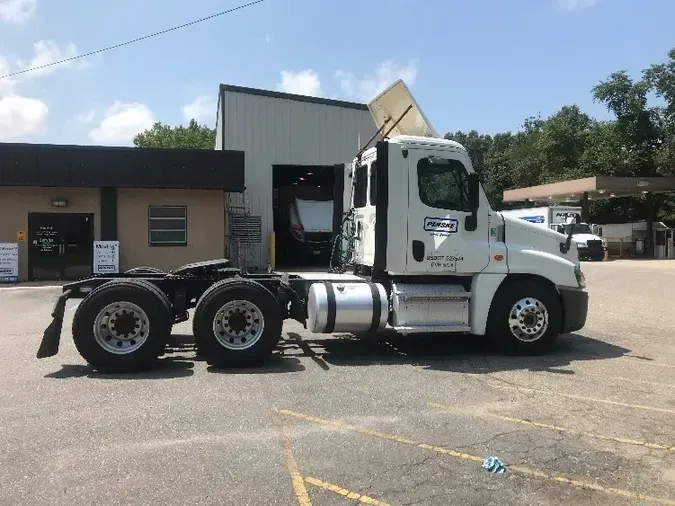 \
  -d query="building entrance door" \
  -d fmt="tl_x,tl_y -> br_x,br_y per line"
28,213 -> 94,281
